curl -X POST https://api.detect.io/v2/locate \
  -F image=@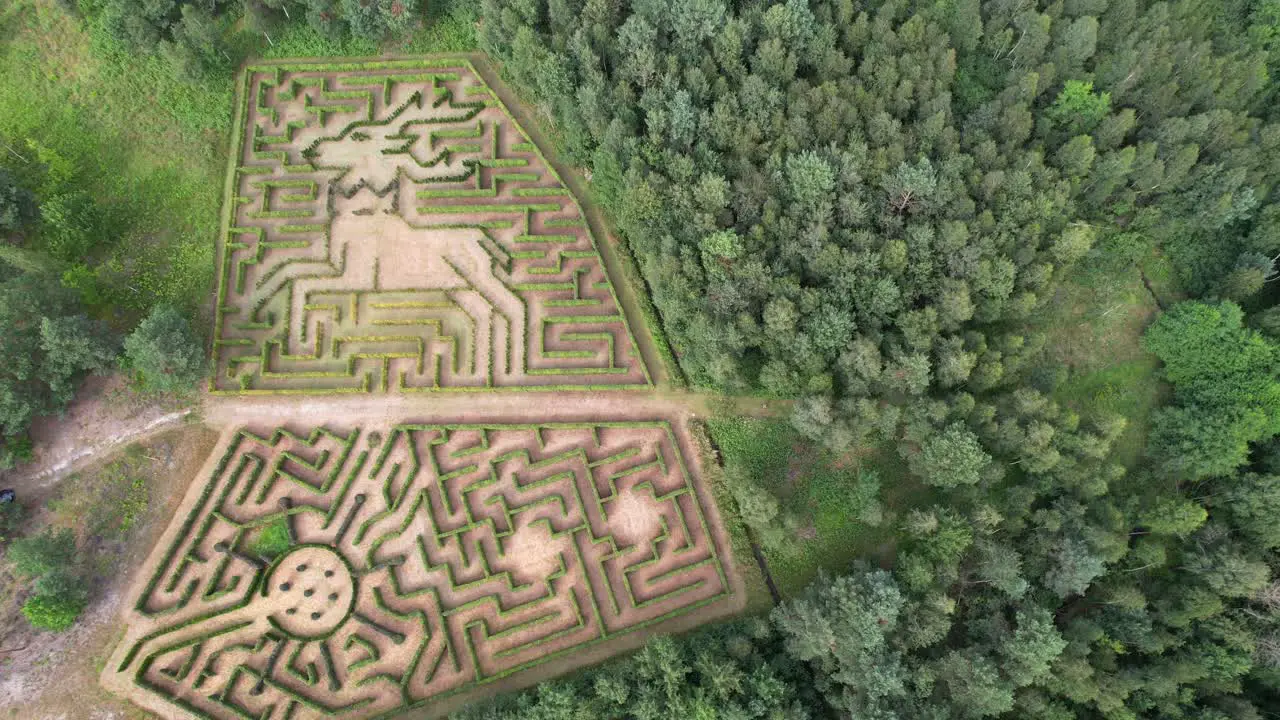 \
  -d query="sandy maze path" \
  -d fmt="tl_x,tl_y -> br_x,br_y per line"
213,59 -> 649,393
102,418 -> 737,720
